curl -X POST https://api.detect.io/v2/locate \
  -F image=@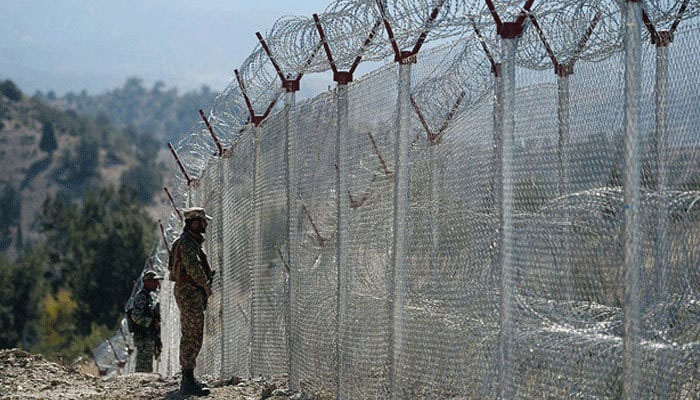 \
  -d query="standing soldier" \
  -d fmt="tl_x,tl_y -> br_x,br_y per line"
128,270 -> 163,373
169,207 -> 214,397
